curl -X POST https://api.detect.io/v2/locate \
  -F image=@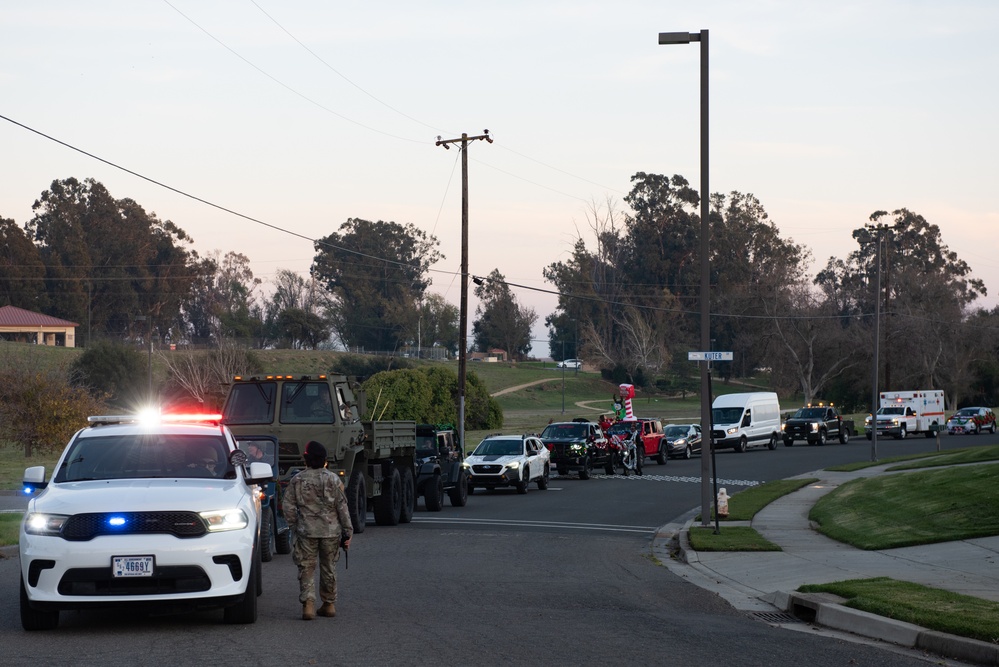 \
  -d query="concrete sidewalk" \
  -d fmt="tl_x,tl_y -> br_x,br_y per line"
654,463 -> 999,666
